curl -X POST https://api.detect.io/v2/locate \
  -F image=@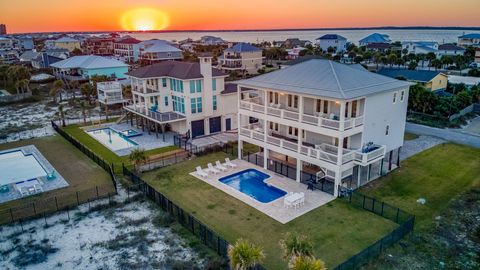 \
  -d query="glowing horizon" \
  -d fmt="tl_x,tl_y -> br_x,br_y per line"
1,0 -> 479,34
